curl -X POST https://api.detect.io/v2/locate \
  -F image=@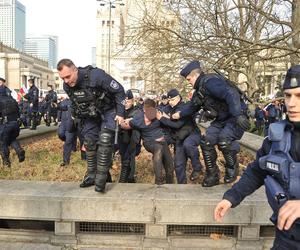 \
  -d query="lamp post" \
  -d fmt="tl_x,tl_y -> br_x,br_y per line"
97,0 -> 125,74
